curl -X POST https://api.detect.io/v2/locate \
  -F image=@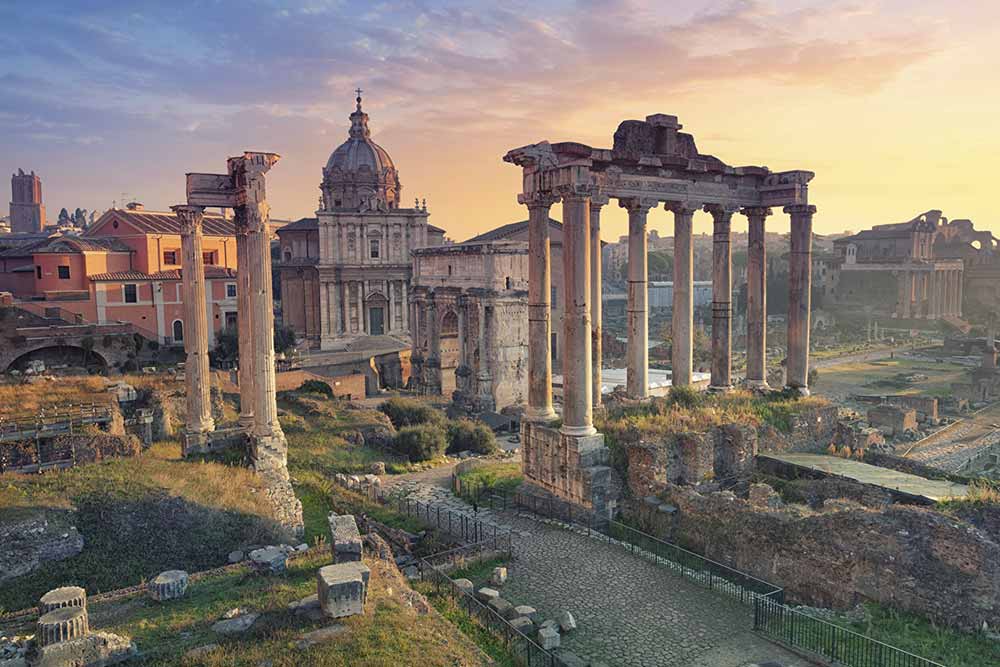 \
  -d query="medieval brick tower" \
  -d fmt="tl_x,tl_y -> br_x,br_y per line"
10,169 -> 46,233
